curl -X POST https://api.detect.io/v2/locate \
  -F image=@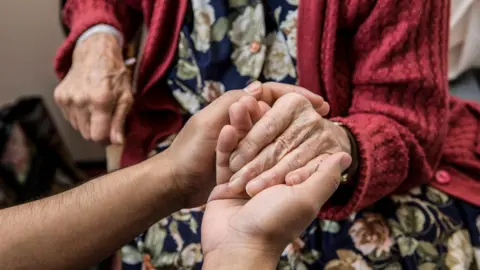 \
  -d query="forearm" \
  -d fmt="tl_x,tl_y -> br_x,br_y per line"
203,248 -> 279,270
62,0 -> 141,39
56,0 -> 141,78
0,153 -> 182,269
